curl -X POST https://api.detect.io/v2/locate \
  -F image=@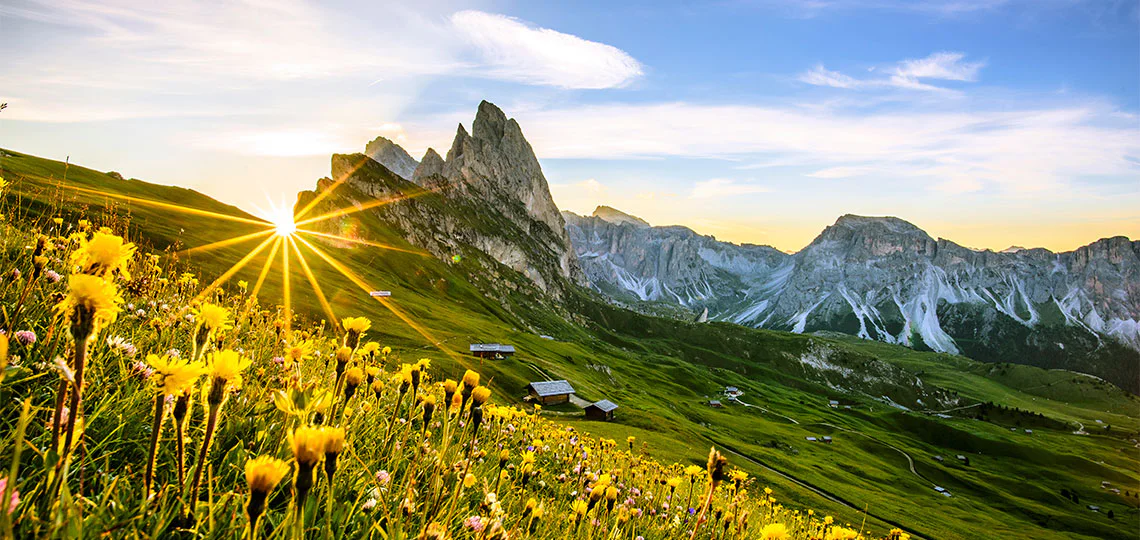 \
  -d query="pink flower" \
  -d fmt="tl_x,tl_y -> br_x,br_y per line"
375,470 -> 391,485
463,515 -> 485,532
0,478 -> 19,515
13,331 -> 35,346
